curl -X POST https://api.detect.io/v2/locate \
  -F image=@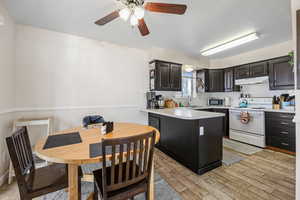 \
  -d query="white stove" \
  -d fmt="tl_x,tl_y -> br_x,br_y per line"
229,97 -> 272,148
